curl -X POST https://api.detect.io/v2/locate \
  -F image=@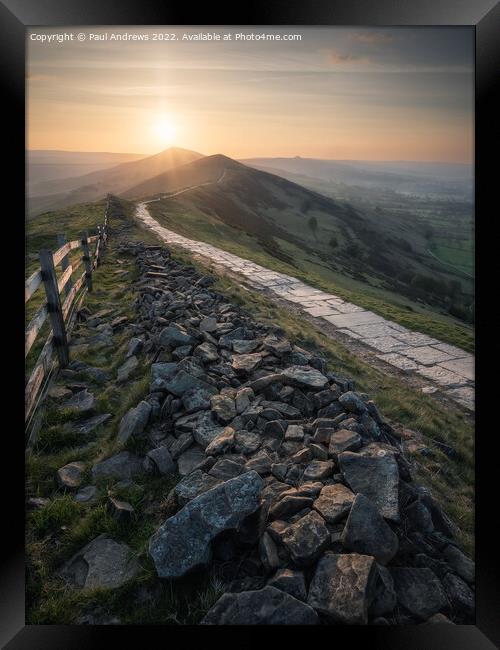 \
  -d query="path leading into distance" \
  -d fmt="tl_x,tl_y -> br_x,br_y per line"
135,201 -> 474,412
